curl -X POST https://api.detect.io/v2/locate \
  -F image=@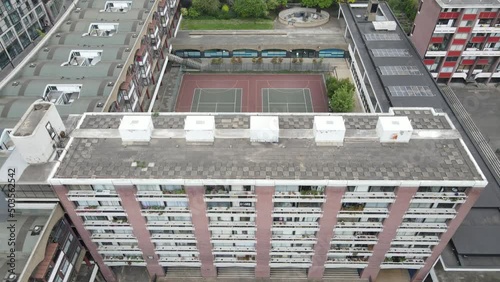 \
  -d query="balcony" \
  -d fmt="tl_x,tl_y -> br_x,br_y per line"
434,25 -> 457,33
160,256 -> 200,262
335,222 -> 384,232
273,207 -> 322,215
103,255 -> 145,264
91,233 -> 135,240
383,258 -> 425,265
209,221 -> 255,227
271,234 -> 317,242
146,221 -> 193,228
405,208 -> 456,219
331,235 -> 378,244
342,192 -> 395,203
98,245 -> 140,252
412,192 -> 466,204
207,207 -> 256,214
75,206 -> 124,212
211,234 -> 256,241
398,222 -> 448,232
387,248 -> 432,256
142,206 -> 190,216
338,208 -> 389,219
328,247 -> 372,256
151,234 -> 196,240
392,235 -> 440,245
270,257 -> 312,265
271,247 -> 312,253
272,221 -> 319,229
84,220 -> 129,226
325,257 -> 368,267
156,246 -> 198,251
